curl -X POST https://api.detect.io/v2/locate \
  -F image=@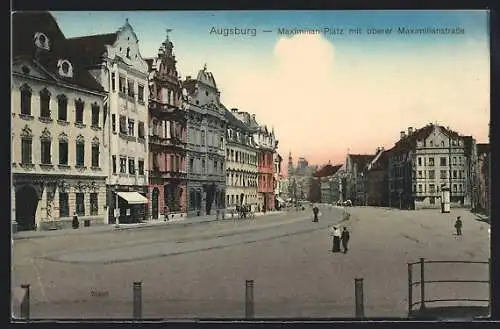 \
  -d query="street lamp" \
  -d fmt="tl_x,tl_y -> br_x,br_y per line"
115,184 -> 120,228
